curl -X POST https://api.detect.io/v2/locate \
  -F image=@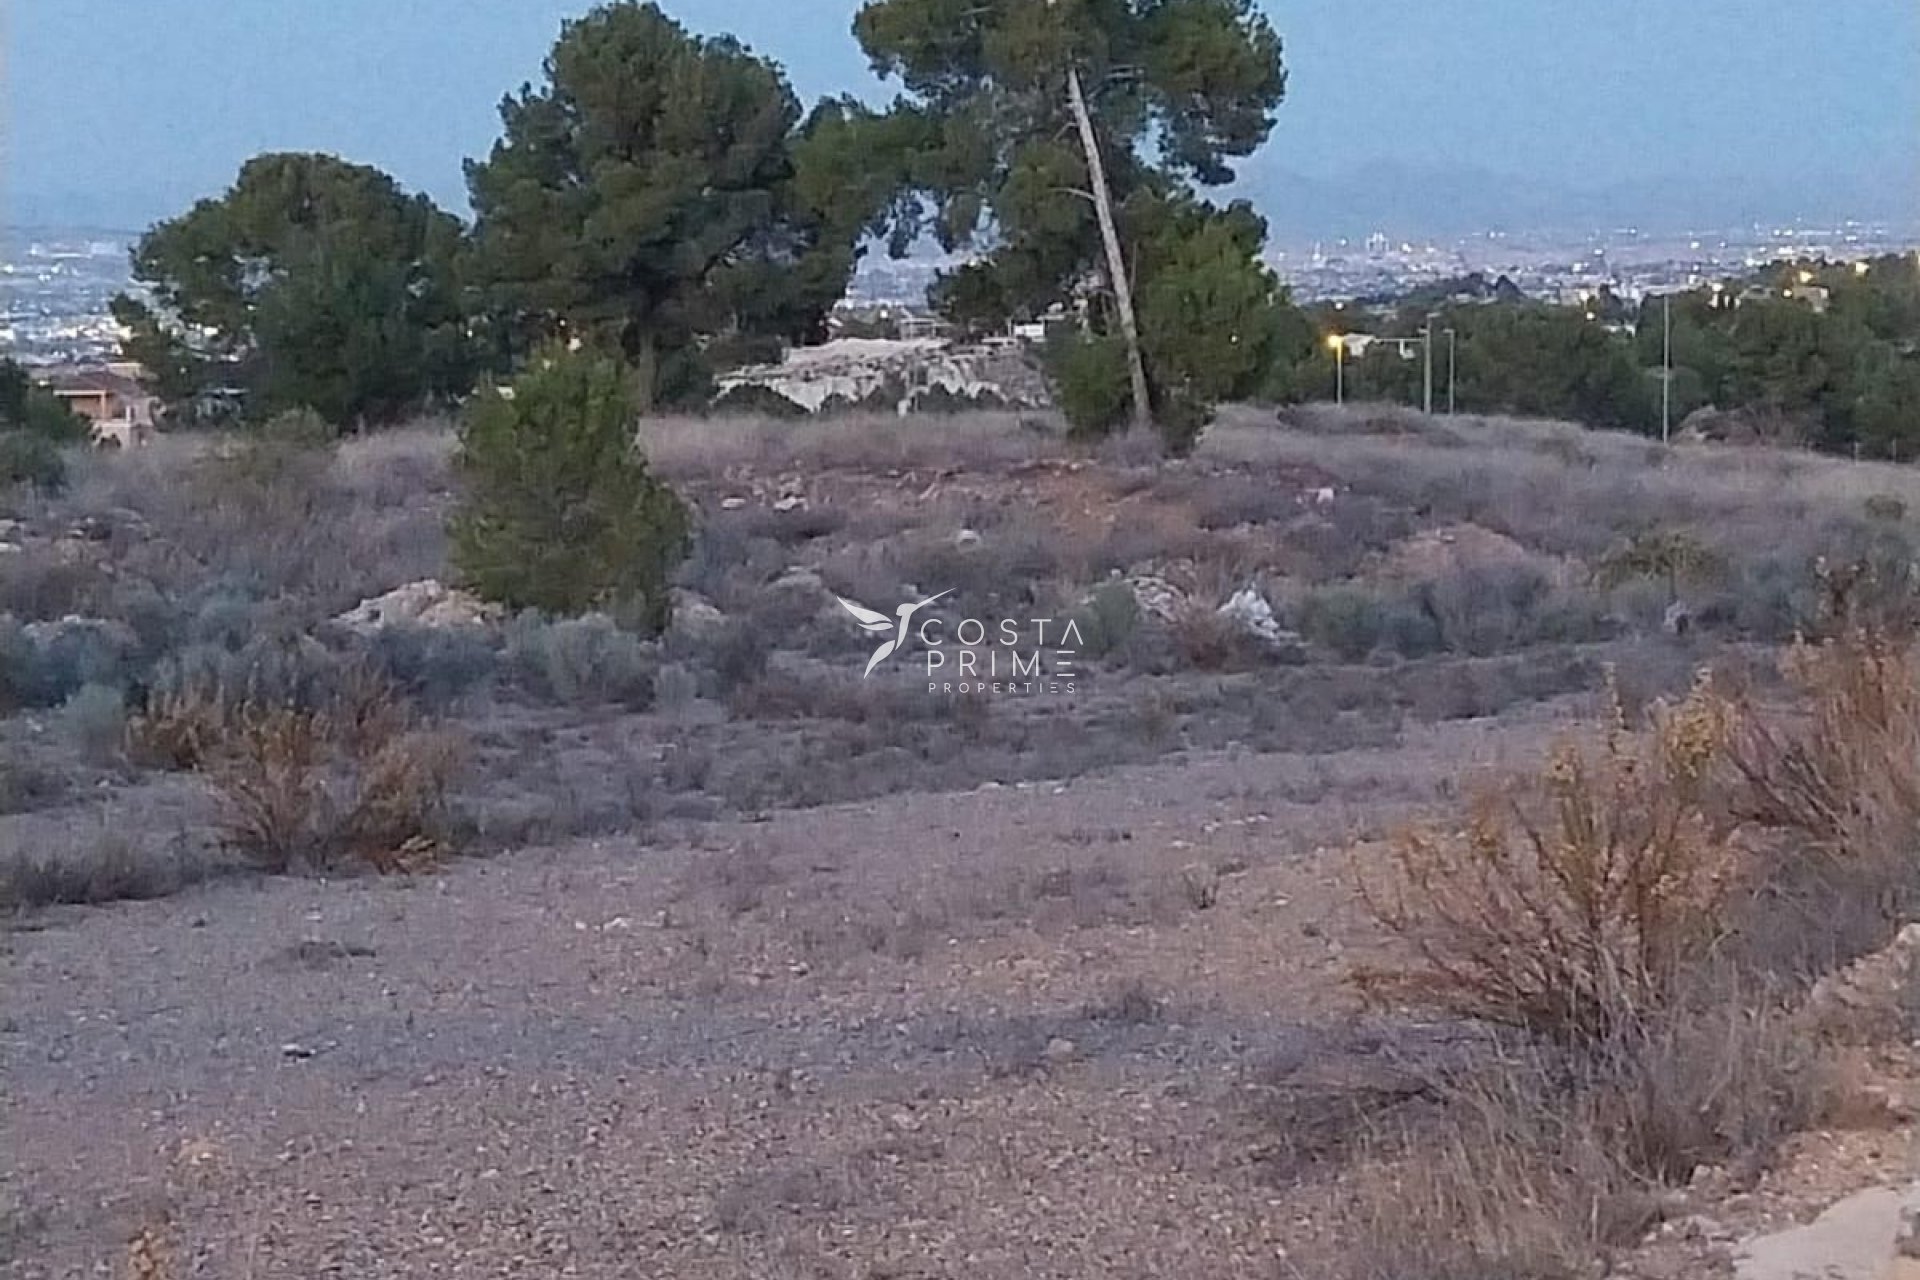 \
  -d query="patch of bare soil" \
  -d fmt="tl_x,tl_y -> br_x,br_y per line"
1,713 -> 1560,1278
